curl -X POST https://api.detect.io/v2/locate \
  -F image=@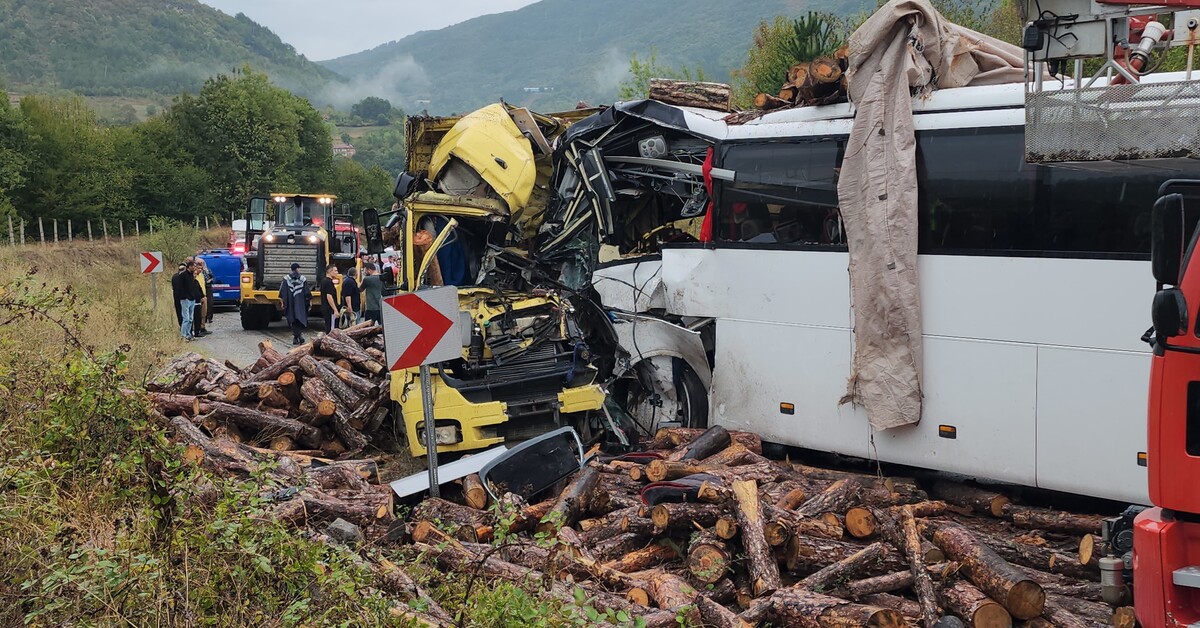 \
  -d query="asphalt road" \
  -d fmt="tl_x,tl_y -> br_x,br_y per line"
191,305 -> 315,369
